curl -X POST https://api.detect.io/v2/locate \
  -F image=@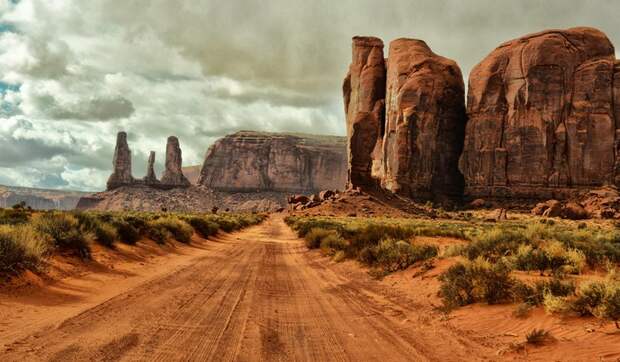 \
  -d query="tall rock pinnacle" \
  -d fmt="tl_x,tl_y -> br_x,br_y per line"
106,131 -> 134,190
160,136 -> 190,188
143,151 -> 160,185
